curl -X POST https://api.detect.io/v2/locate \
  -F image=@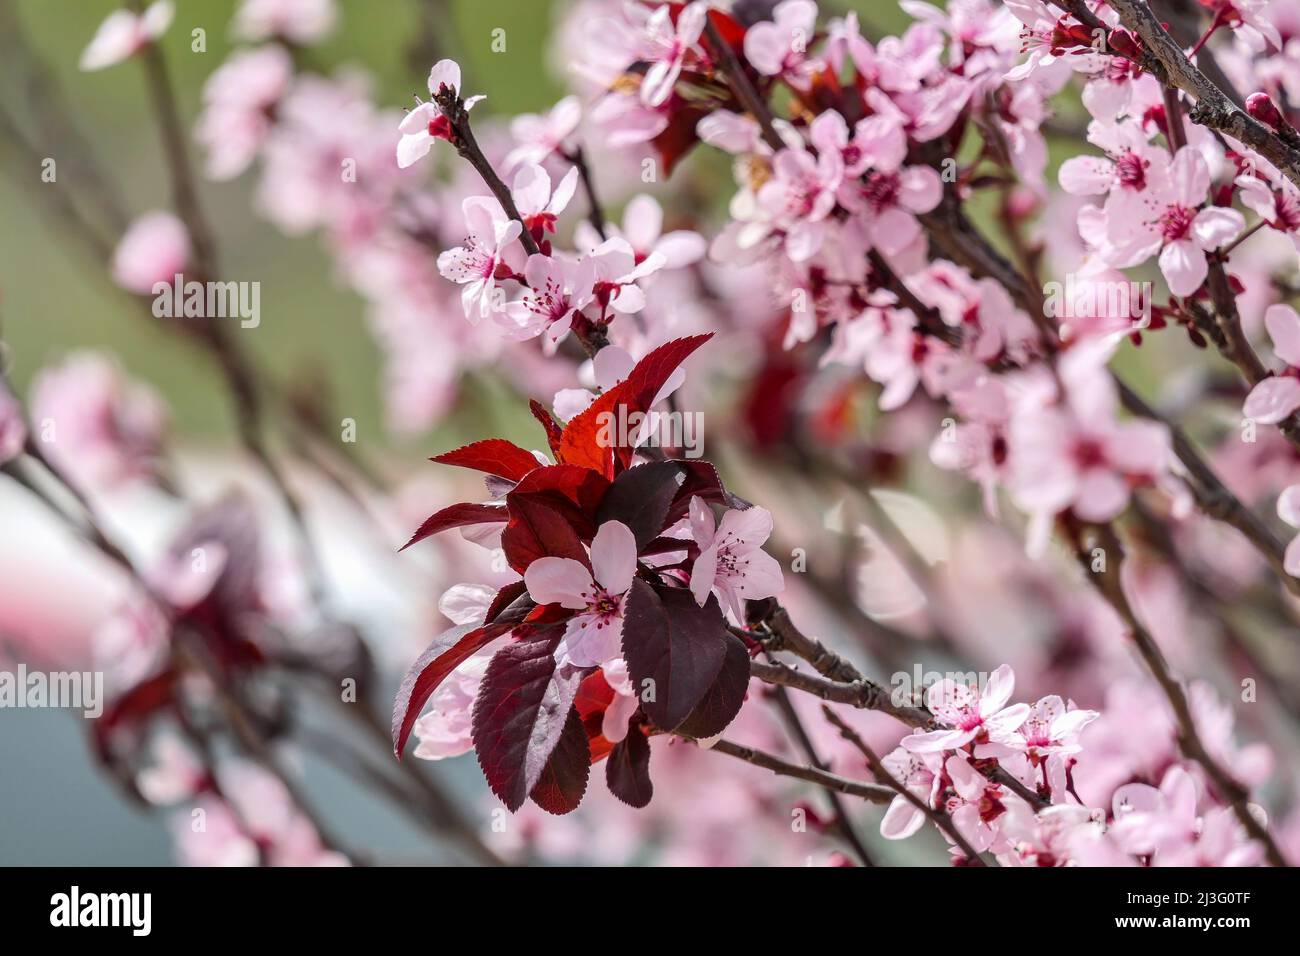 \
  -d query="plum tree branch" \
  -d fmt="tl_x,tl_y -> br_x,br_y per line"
1103,0 -> 1300,188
